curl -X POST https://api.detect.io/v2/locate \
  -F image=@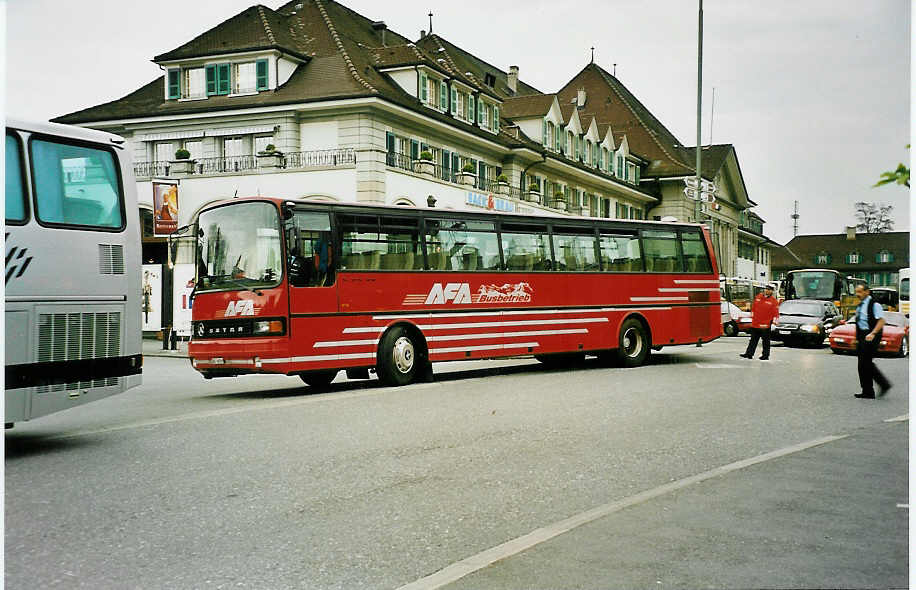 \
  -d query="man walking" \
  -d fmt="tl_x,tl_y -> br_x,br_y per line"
853,284 -> 891,399
739,284 -> 778,360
